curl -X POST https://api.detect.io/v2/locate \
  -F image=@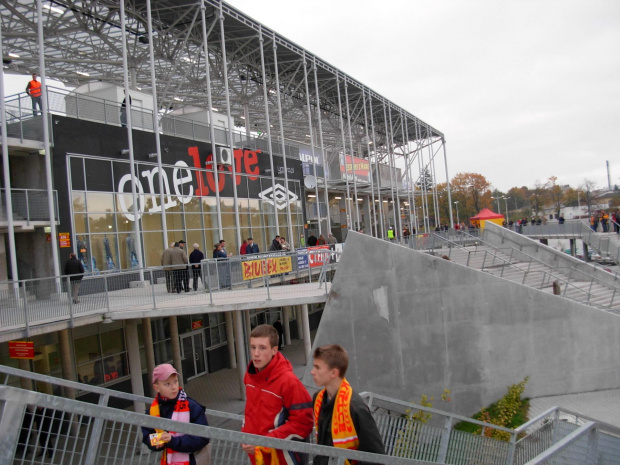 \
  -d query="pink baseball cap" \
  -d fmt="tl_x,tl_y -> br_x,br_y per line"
152,364 -> 179,383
